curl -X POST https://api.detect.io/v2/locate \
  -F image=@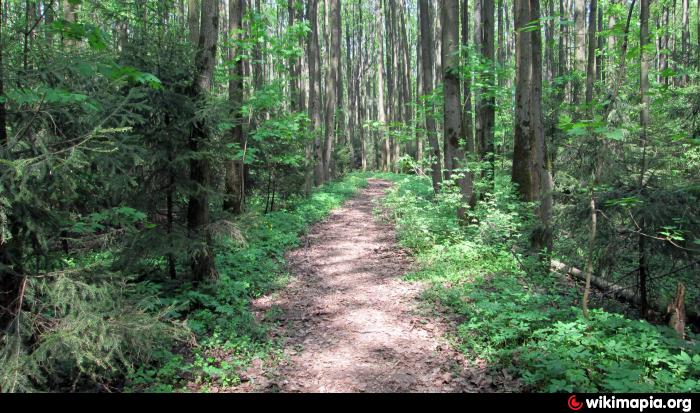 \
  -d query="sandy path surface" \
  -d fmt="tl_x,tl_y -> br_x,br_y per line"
243,179 -> 488,392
